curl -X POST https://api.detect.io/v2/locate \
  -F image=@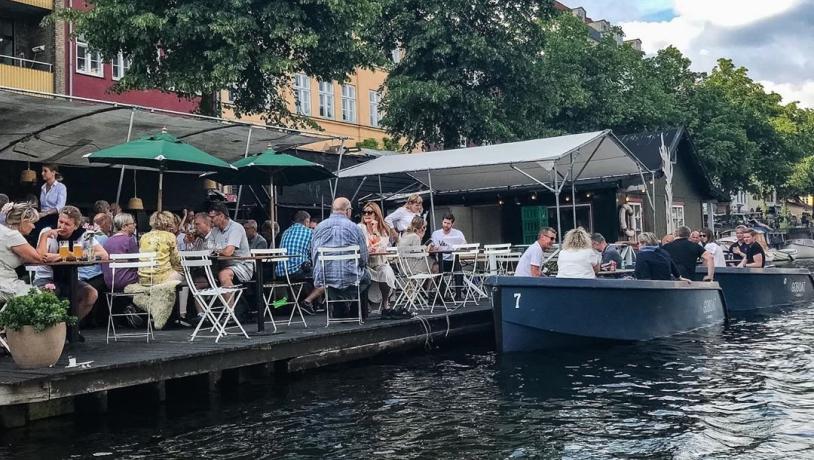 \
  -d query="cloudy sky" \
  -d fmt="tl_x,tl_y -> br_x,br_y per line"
567,0 -> 814,108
